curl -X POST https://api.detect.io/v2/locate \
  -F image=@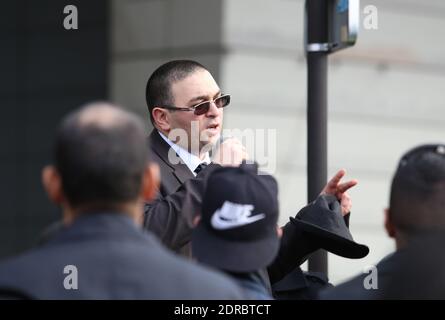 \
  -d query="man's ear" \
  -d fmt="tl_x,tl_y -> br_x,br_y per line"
192,215 -> 201,227
276,226 -> 283,238
41,165 -> 64,205
152,108 -> 171,132
384,208 -> 396,238
142,163 -> 160,202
